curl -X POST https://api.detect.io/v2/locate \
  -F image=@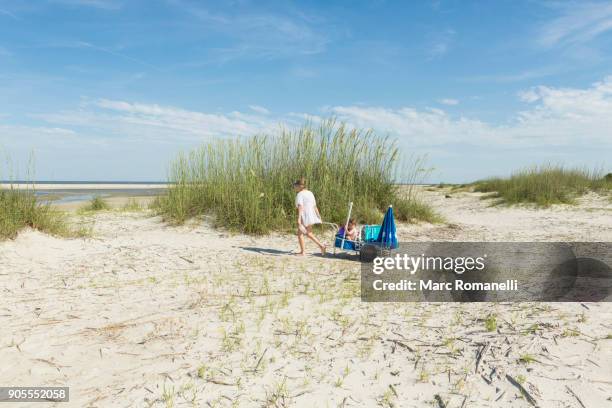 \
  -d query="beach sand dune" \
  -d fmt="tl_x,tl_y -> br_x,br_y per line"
1,187 -> 610,407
